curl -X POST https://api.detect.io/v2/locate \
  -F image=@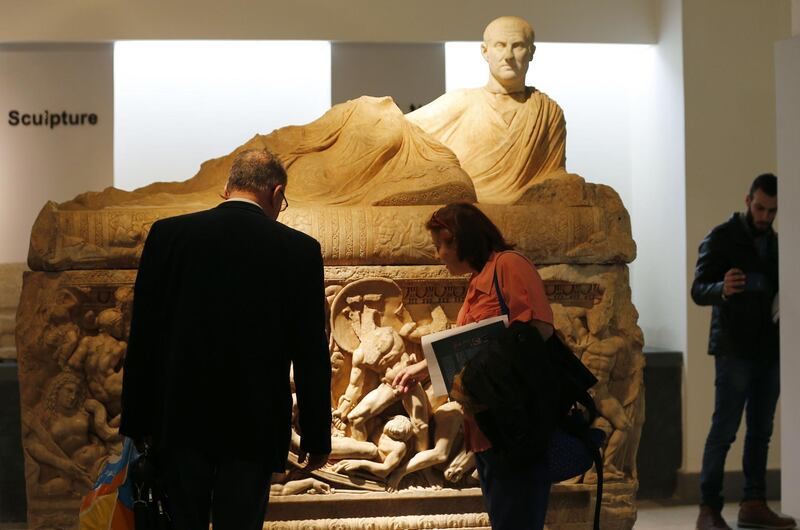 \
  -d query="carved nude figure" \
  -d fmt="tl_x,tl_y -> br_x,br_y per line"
553,304 -> 632,479
386,400 -> 473,491
270,476 -> 332,496
290,417 -> 379,462
583,336 -> 632,432
333,315 -> 429,451
43,290 -> 80,370
22,372 -> 118,496
329,279 -> 430,451
66,308 -> 126,419
332,415 -> 413,479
